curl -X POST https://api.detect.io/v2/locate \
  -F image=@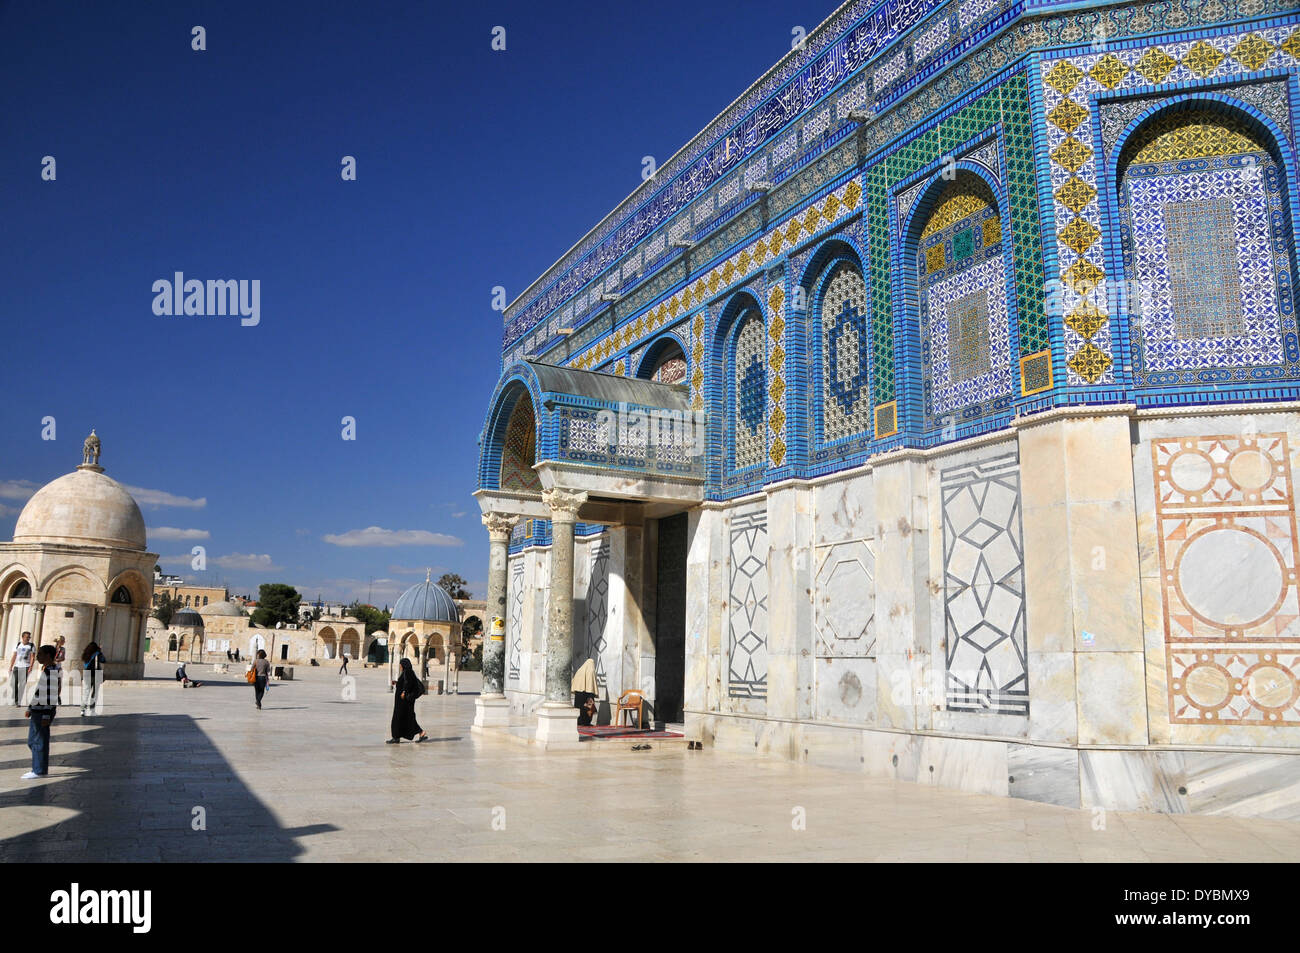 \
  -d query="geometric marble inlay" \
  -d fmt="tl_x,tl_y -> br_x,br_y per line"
1153,434 -> 1300,725
728,507 -> 769,700
814,540 -> 876,657
940,452 -> 1028,715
